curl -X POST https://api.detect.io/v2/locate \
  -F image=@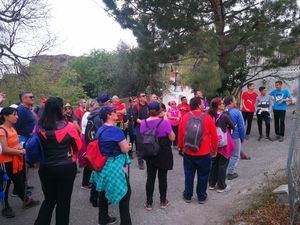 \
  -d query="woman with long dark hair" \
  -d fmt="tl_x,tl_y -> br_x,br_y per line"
0,107 -> 39,218
208,98 -> 235,193
34,97 -> 81,225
